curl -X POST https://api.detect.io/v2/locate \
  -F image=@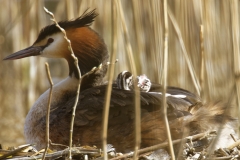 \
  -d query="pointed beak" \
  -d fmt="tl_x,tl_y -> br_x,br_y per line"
3,46 -> 43,60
